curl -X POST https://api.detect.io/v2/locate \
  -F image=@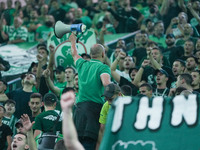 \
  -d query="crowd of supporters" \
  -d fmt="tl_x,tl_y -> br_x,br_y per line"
0,0 -> 200,149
